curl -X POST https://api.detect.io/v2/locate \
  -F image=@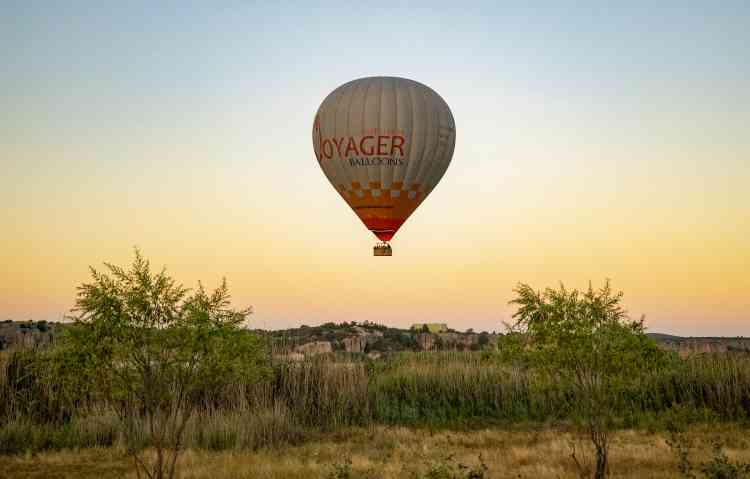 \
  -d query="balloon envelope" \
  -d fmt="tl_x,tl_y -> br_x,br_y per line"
313,76 -> 455,242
